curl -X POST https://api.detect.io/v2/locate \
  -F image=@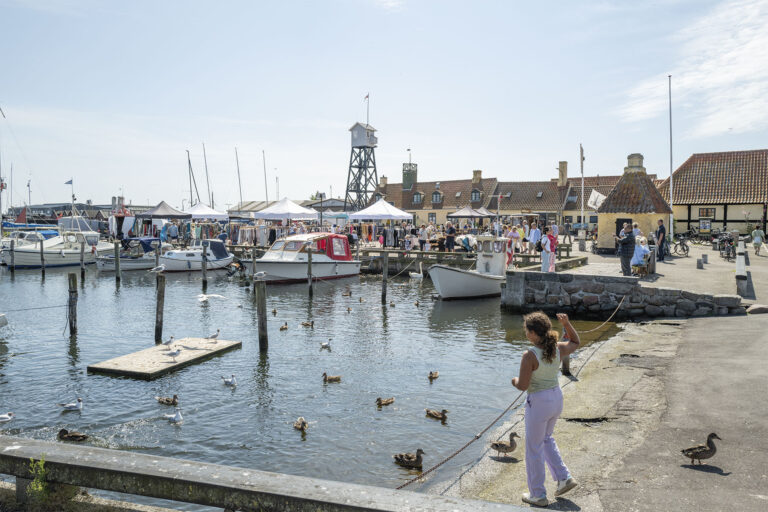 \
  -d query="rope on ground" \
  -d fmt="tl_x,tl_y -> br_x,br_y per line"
387,257 -> 416,279
578,295 -> 627,333
2,304 -> 67,313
